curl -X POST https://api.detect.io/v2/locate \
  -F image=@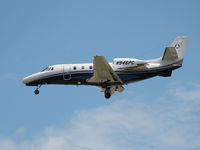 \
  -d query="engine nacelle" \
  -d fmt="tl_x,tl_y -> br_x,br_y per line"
113,58 -> 146,68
